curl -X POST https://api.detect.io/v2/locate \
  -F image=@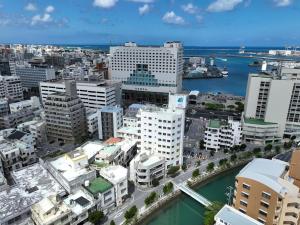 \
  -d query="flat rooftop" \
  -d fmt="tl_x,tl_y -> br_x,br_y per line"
244,117 -> 277,126
86,177 -> 113,196
100,165 -> 127,185
208,120 -> 222,129
64,189 -> 94,216
215,205 -> 263,225
78,141 -> 105,160
0,163 -> 65,222
237,158 -> 288,194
